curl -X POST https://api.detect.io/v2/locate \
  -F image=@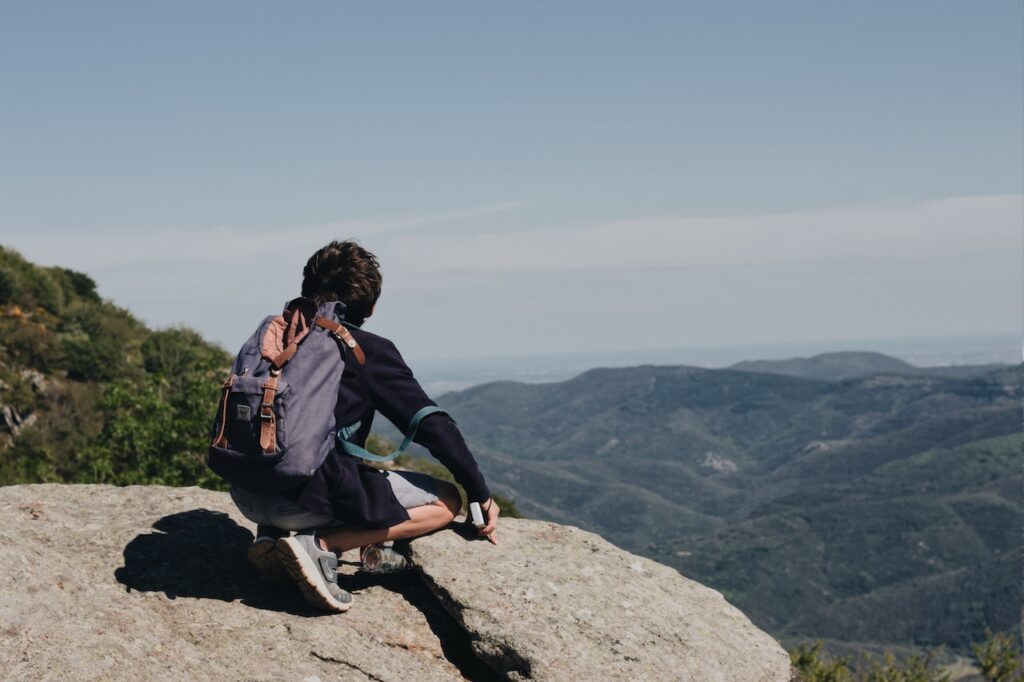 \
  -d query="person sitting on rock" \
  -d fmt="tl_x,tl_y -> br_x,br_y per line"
228,240 -> 499,613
